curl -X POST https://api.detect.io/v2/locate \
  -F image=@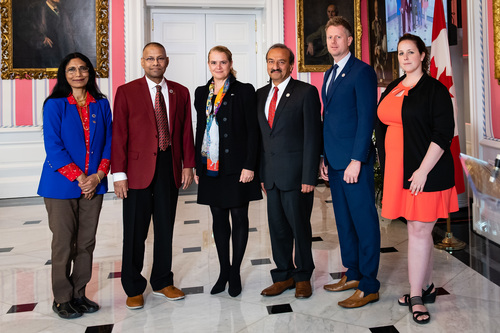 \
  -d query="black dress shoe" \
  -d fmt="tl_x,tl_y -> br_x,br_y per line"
72,296 -> 100,313
53,301 -> 82,319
